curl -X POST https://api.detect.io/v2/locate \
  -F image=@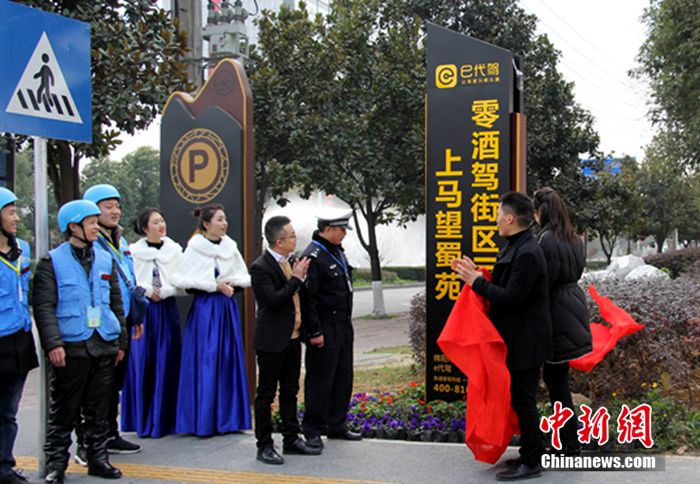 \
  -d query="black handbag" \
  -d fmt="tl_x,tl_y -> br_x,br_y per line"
97,238 -> 149,325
